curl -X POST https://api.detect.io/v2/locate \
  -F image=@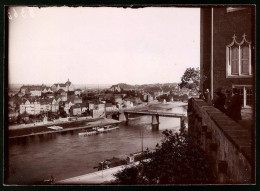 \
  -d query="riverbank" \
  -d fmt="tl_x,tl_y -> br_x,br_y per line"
9,118 -> 120,139
8,102 -> 151,131
56,161 -> 143,185
7,102 -> 188,184
8,101 -> 188,139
